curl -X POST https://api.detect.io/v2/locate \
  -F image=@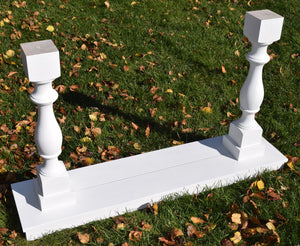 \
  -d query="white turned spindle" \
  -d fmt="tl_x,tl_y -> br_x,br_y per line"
223,10 -> 284,161
21,40 -> 75,211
